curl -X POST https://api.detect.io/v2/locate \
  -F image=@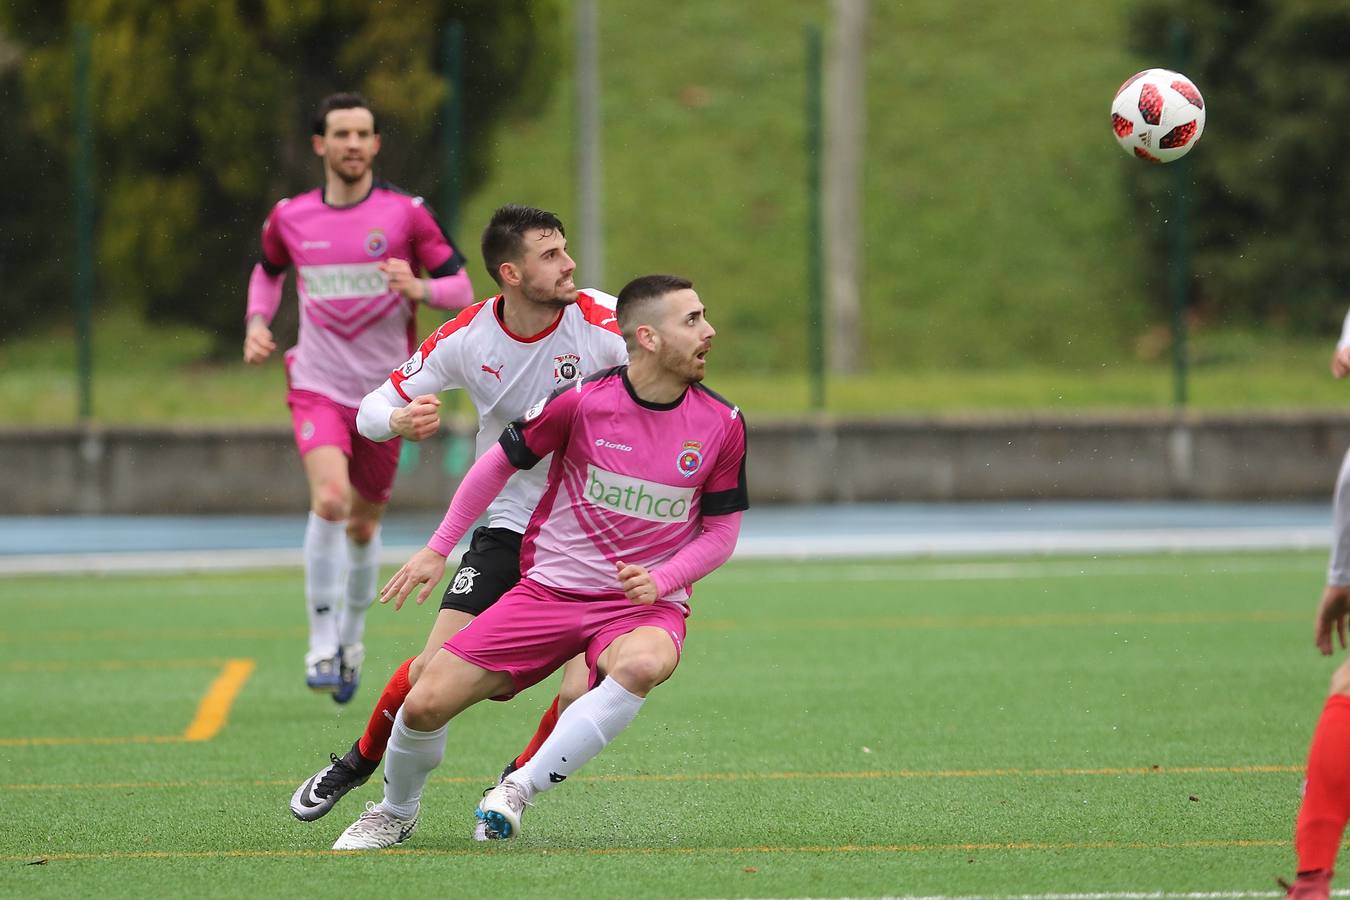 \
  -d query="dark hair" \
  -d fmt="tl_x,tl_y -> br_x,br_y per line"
313,92 -> 379,136
616,274 -> 694,342
480,204 -> 566,286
